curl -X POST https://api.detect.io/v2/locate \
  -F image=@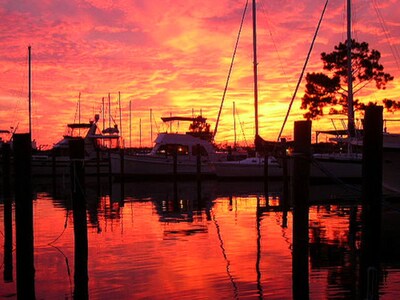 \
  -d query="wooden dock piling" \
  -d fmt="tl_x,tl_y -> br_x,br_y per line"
362,105 -> 383,204
291,120 -> 312,203
280,138 -> 289,228
291,120 -> 311,300
359,105 -> 383,299
69,138 -> 89,299
2,142 -> 11,186
14,133 -> 35,299
263,152 -> 269,197
120,147 -> 125,181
